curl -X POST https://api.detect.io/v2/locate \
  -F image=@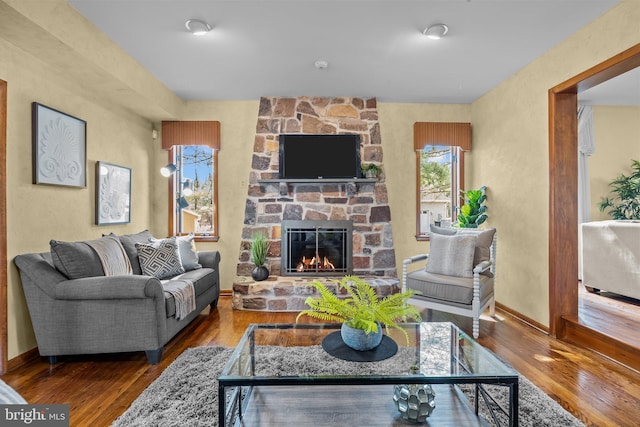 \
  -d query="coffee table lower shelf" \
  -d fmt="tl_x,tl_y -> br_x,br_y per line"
232,384 -> 487,426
